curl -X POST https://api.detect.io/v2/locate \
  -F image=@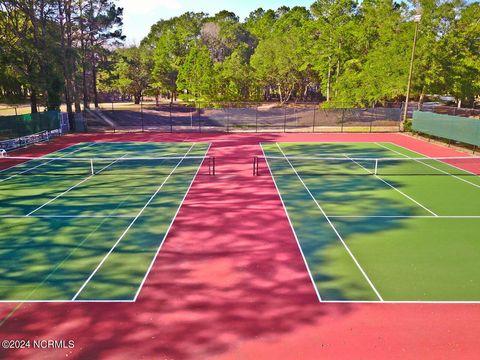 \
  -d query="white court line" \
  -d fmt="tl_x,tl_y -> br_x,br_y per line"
72,143 -> 196,301
26,154 -> 129,216
276,143 -> 384,301
329,215 -> 480,219
320,300 -> 480,304
343,154 -> 438,216
251,143 -> 323,303
0,299 -> 135,303
0,142 -> 83,174
388,140 -> 480,178
0,214 -> 134,219
0,143 -> 96,183
133,143 -> 212,301
2,299 -> 480,304
377,142 -> 480,189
